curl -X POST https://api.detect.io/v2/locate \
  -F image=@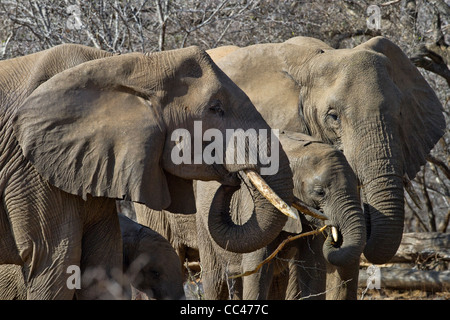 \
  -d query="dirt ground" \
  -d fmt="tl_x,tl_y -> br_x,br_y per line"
358,288 -> 450,300
184,279 -> 450,300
